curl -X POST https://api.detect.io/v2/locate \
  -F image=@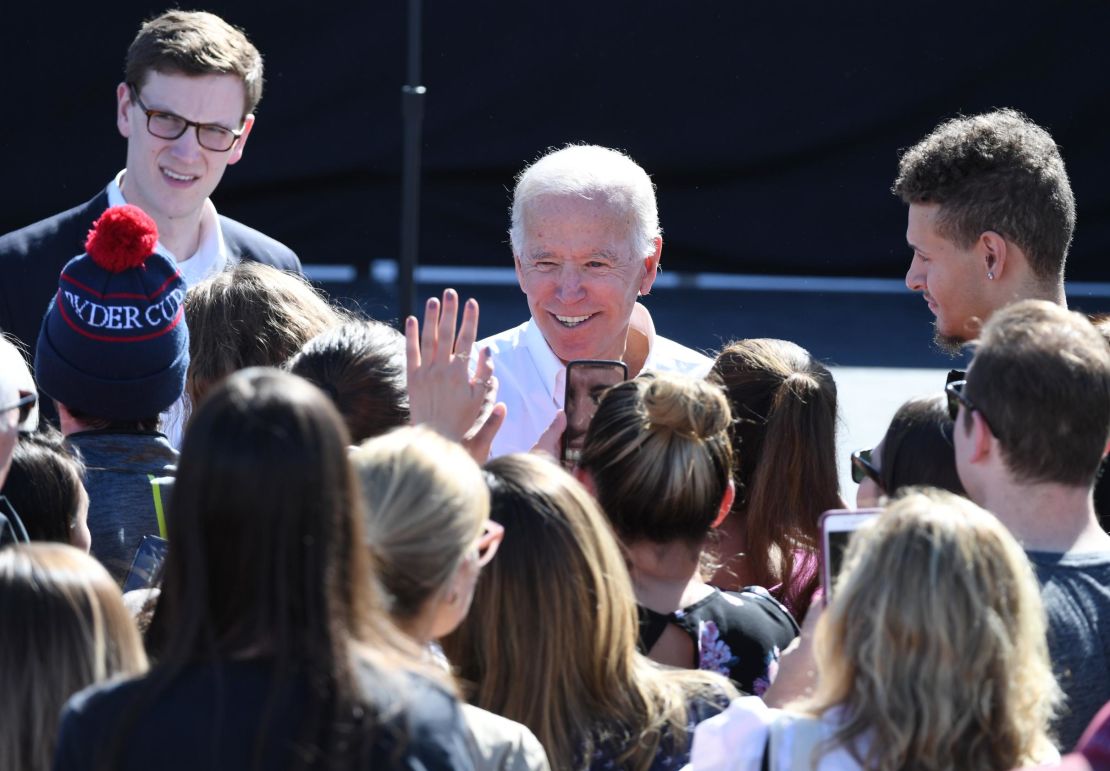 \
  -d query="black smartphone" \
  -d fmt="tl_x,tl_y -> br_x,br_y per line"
819,508 -> 880,603
561,359 -> 628,468
123,534 -> 169,593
